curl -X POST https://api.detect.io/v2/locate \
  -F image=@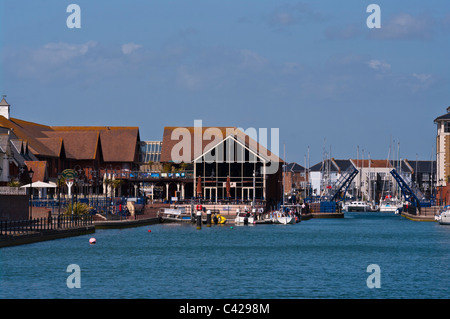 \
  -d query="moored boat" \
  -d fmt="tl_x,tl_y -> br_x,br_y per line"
212,213 -> 227,224
436,206 -> 450,225
345,201 -> 371,212
235,209 -> 255,225
379,196 -> 403,214
272,210 -> 296,224
158,207 -> 192,222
